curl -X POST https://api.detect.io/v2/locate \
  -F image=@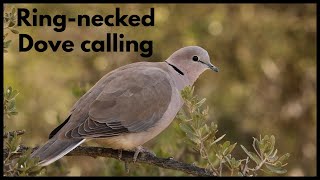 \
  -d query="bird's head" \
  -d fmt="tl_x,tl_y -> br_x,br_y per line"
166,46 -> 218,84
